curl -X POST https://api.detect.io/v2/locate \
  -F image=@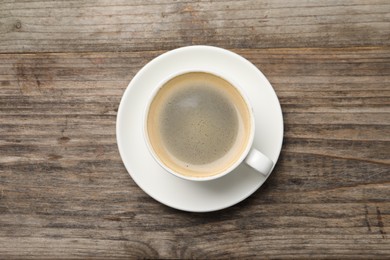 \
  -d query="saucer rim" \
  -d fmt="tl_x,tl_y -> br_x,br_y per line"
116,45 -> 284,212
